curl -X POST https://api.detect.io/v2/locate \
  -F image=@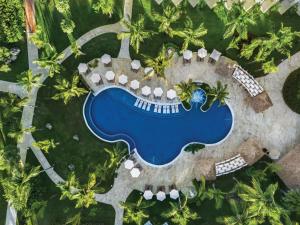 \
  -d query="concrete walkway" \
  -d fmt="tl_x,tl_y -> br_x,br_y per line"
0,81 -> 27,98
